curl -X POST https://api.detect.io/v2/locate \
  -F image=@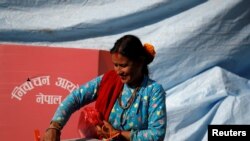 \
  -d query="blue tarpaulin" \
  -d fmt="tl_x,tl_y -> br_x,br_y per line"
1,0 -> 249,140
